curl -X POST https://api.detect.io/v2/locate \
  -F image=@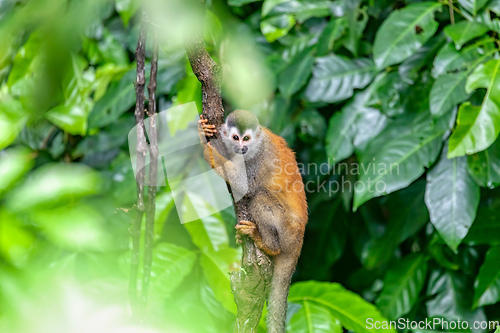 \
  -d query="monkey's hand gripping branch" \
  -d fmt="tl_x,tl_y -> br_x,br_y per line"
198,115 -> 216,168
